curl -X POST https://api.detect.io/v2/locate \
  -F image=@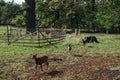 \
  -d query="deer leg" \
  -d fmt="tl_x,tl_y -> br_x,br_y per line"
40,64 -> 43,71
46,62 -> 49,70
35,64 -> 37,69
